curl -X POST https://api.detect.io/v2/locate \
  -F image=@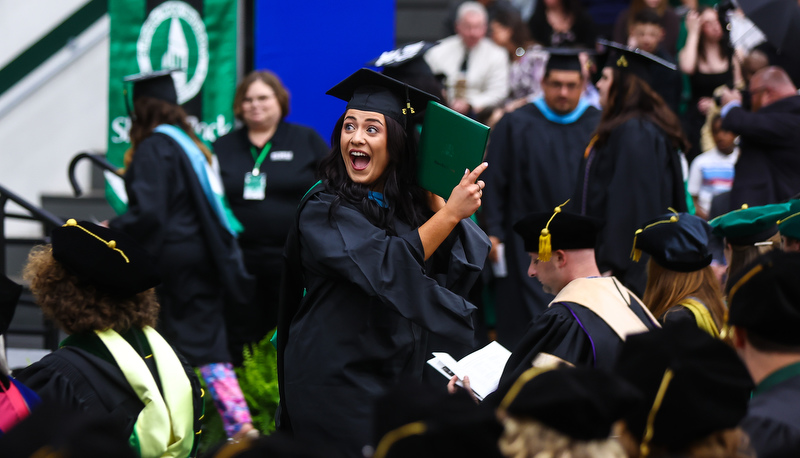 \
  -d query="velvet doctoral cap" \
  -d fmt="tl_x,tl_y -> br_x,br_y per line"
778,200 -> 800,240
709,202 -> 791,246
123,69 -> 179,105
371,380 -> 503,458
632,212 -> 713,272
598,39 -> 676,86
51,219 -> 161,296
615,324 -> 753,453
326,68 -> 439,127
513,204 -> 604,257
727,251 -> 800,345
500,366 -> 641,441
